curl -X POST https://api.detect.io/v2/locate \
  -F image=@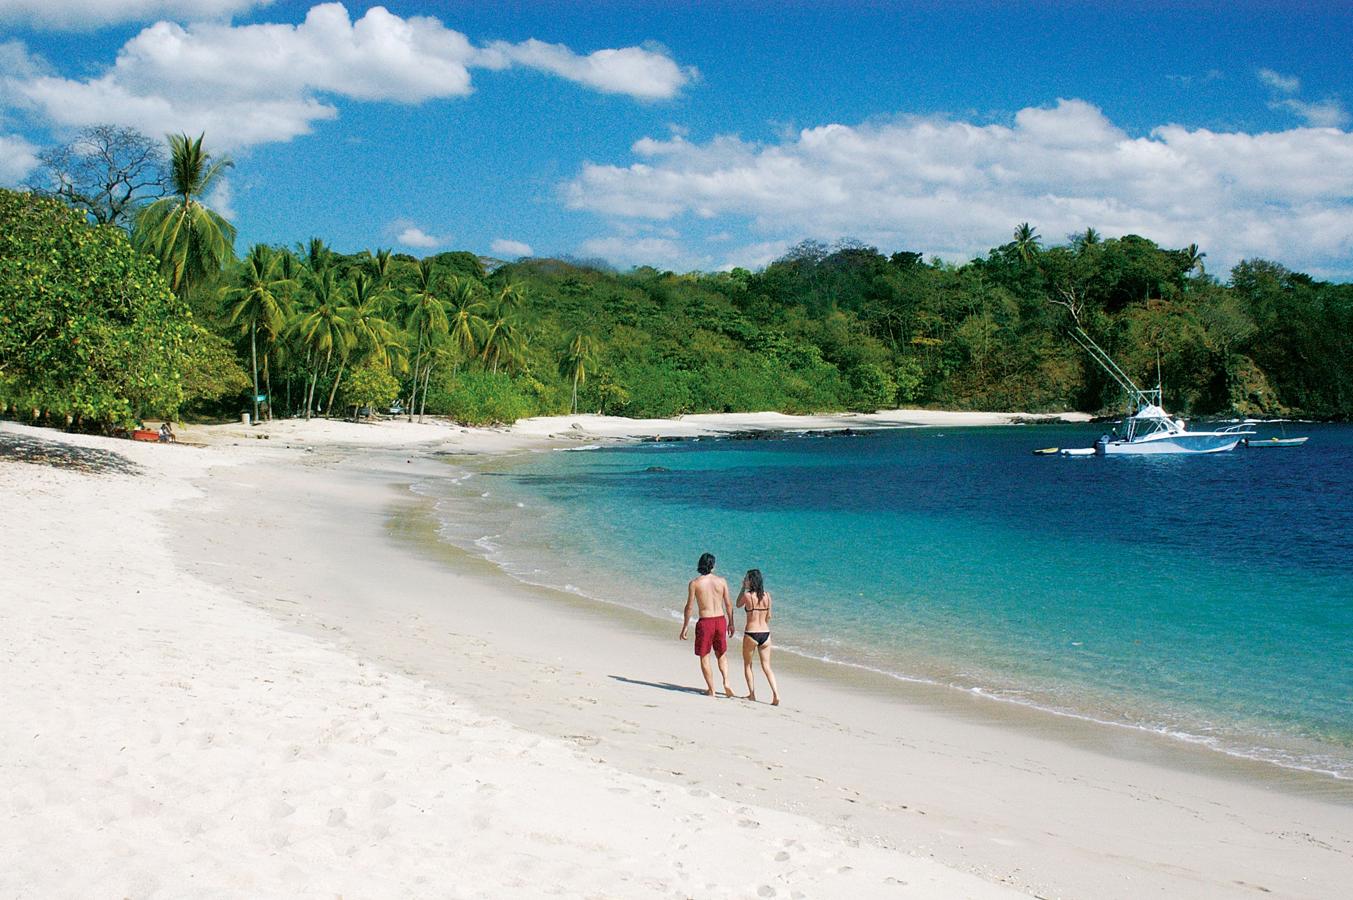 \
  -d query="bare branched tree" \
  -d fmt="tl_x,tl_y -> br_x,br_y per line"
29,125 -> 168,228
1049,286 -> 1086,325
